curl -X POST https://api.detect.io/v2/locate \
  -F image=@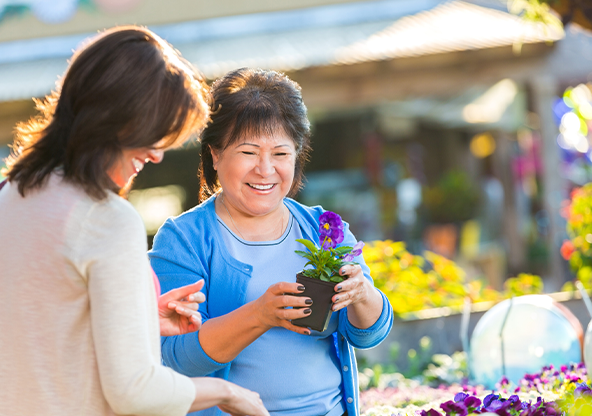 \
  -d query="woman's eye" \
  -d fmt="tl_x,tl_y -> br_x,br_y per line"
241,151 -> 256,155
274,152 -> 288,157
